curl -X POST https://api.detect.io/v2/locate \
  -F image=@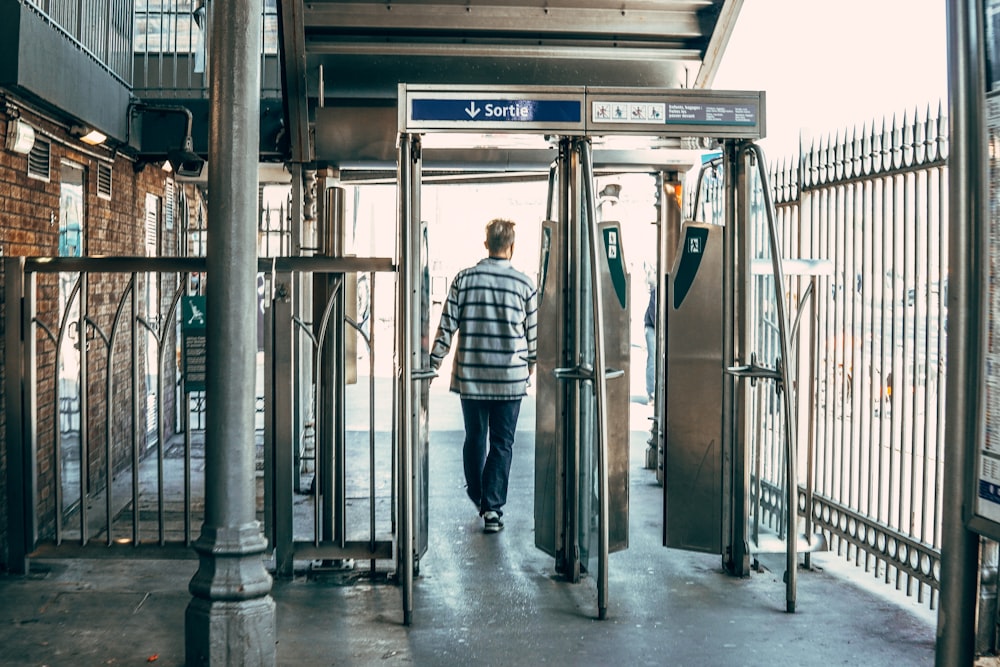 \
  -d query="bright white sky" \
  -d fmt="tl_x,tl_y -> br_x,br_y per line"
713,0 -> 949,161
